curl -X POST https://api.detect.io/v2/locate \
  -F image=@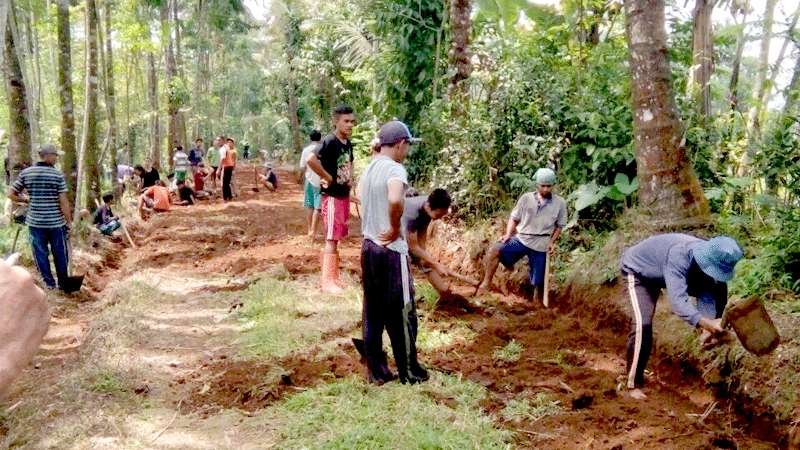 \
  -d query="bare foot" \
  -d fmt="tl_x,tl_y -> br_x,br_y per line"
628,388 -> 647,400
